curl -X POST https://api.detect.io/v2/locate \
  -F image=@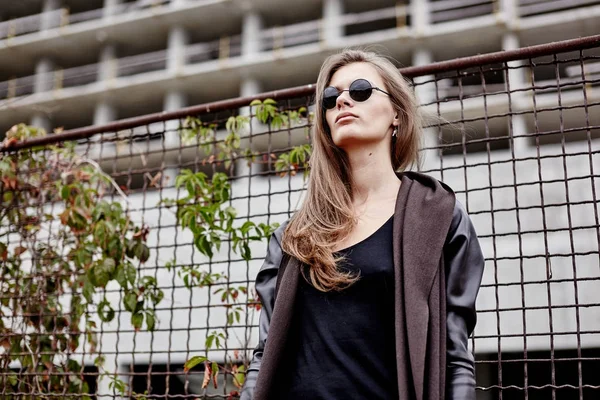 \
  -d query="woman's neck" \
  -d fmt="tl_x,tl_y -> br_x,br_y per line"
345,141 -> 401,207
